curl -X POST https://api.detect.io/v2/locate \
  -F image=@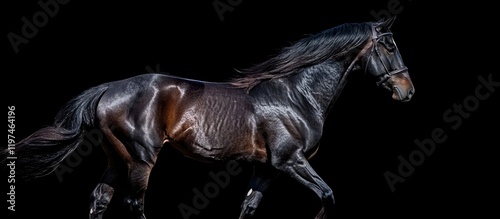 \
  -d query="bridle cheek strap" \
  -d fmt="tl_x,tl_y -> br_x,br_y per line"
368,25 -> 408,86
